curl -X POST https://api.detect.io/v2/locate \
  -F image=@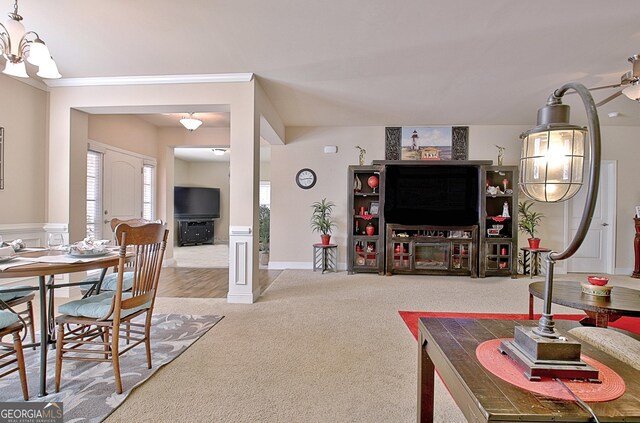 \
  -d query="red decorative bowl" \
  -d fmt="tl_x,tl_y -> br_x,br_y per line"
587,276 -> 609,286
